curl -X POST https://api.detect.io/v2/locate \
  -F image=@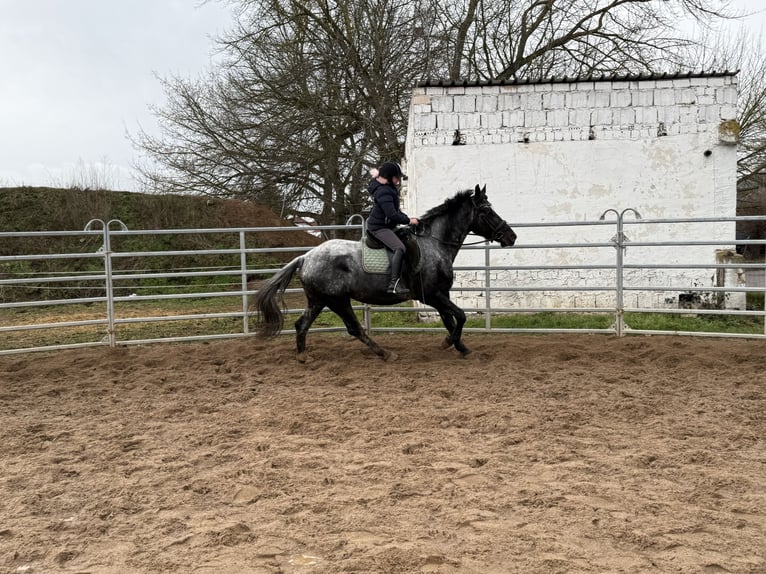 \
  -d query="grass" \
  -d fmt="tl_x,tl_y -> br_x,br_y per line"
623,312 -> 762,334
2,296 -> 765,353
